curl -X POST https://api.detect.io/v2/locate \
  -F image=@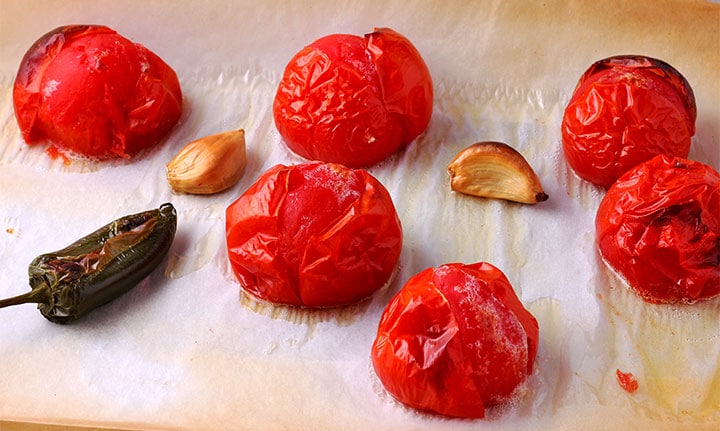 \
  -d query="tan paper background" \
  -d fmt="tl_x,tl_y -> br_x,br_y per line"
0,1 -> 718,430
